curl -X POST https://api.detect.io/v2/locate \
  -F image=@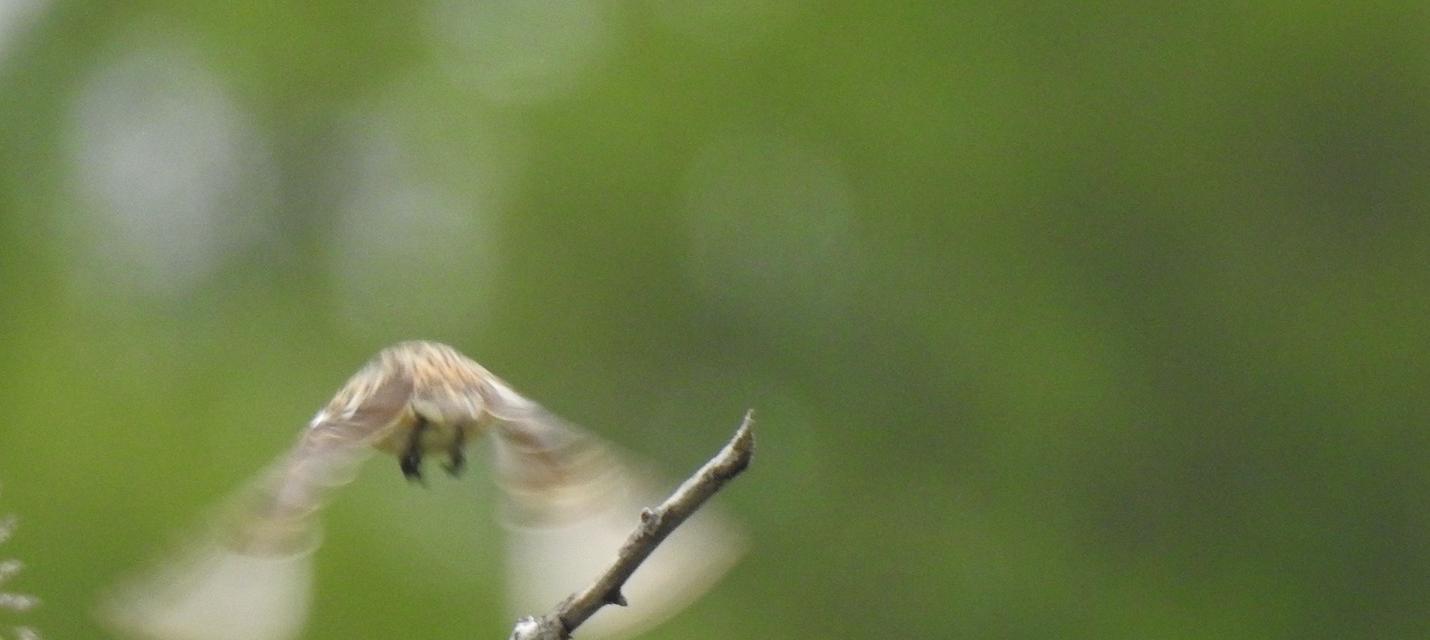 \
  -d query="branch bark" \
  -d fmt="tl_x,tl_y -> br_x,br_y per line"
507,411 -> 756,640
